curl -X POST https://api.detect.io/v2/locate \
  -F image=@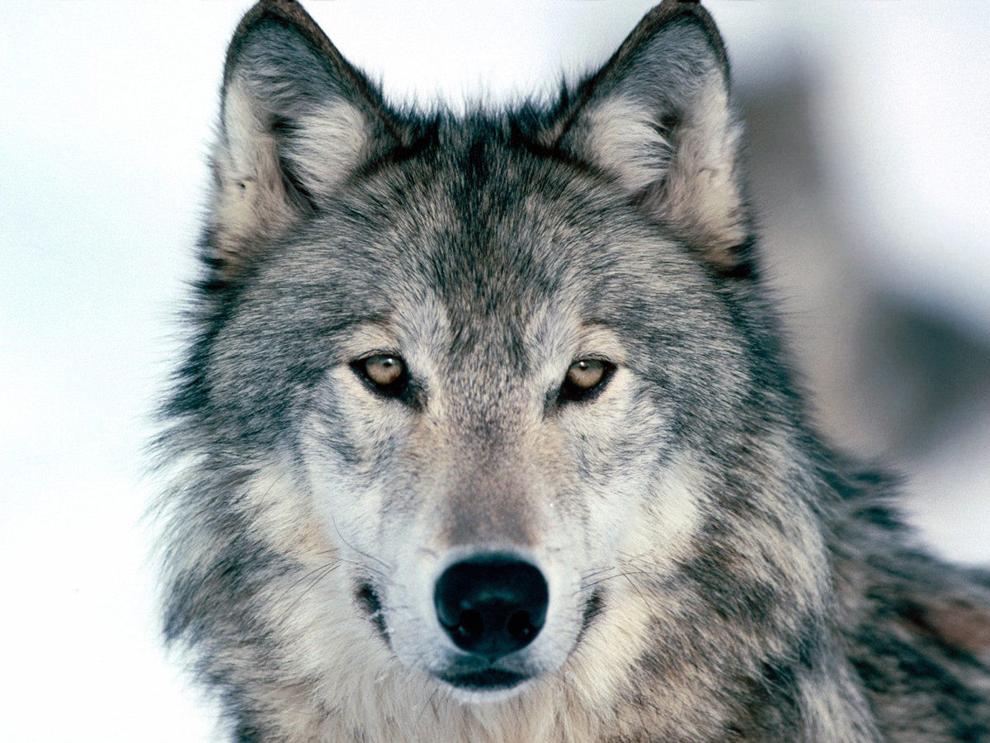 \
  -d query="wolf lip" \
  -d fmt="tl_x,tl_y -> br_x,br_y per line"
438,668 -> 529,691
355,582 -> 389,644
